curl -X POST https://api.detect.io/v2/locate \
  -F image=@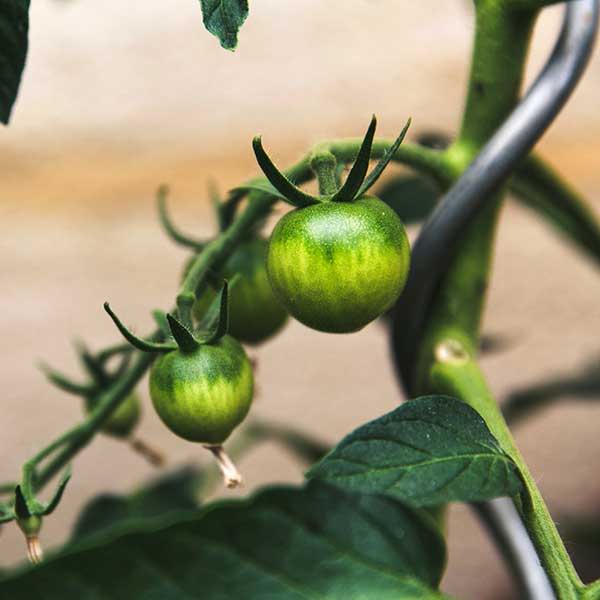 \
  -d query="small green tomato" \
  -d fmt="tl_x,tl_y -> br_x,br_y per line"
267,195 -> 410,333
192,238 -> 288,345
86,392 -> 141,439
149,335 -> 253,445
